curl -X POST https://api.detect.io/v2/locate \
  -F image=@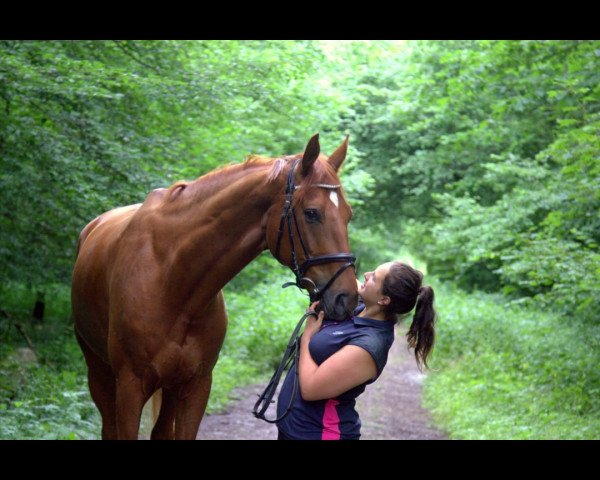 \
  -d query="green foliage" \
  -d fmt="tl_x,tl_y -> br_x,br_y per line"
422,281 -> 600,439
0,40 -> 342,286
222,252 -> 309,372
0,283 -> 100,439
346,40 -> 600,321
